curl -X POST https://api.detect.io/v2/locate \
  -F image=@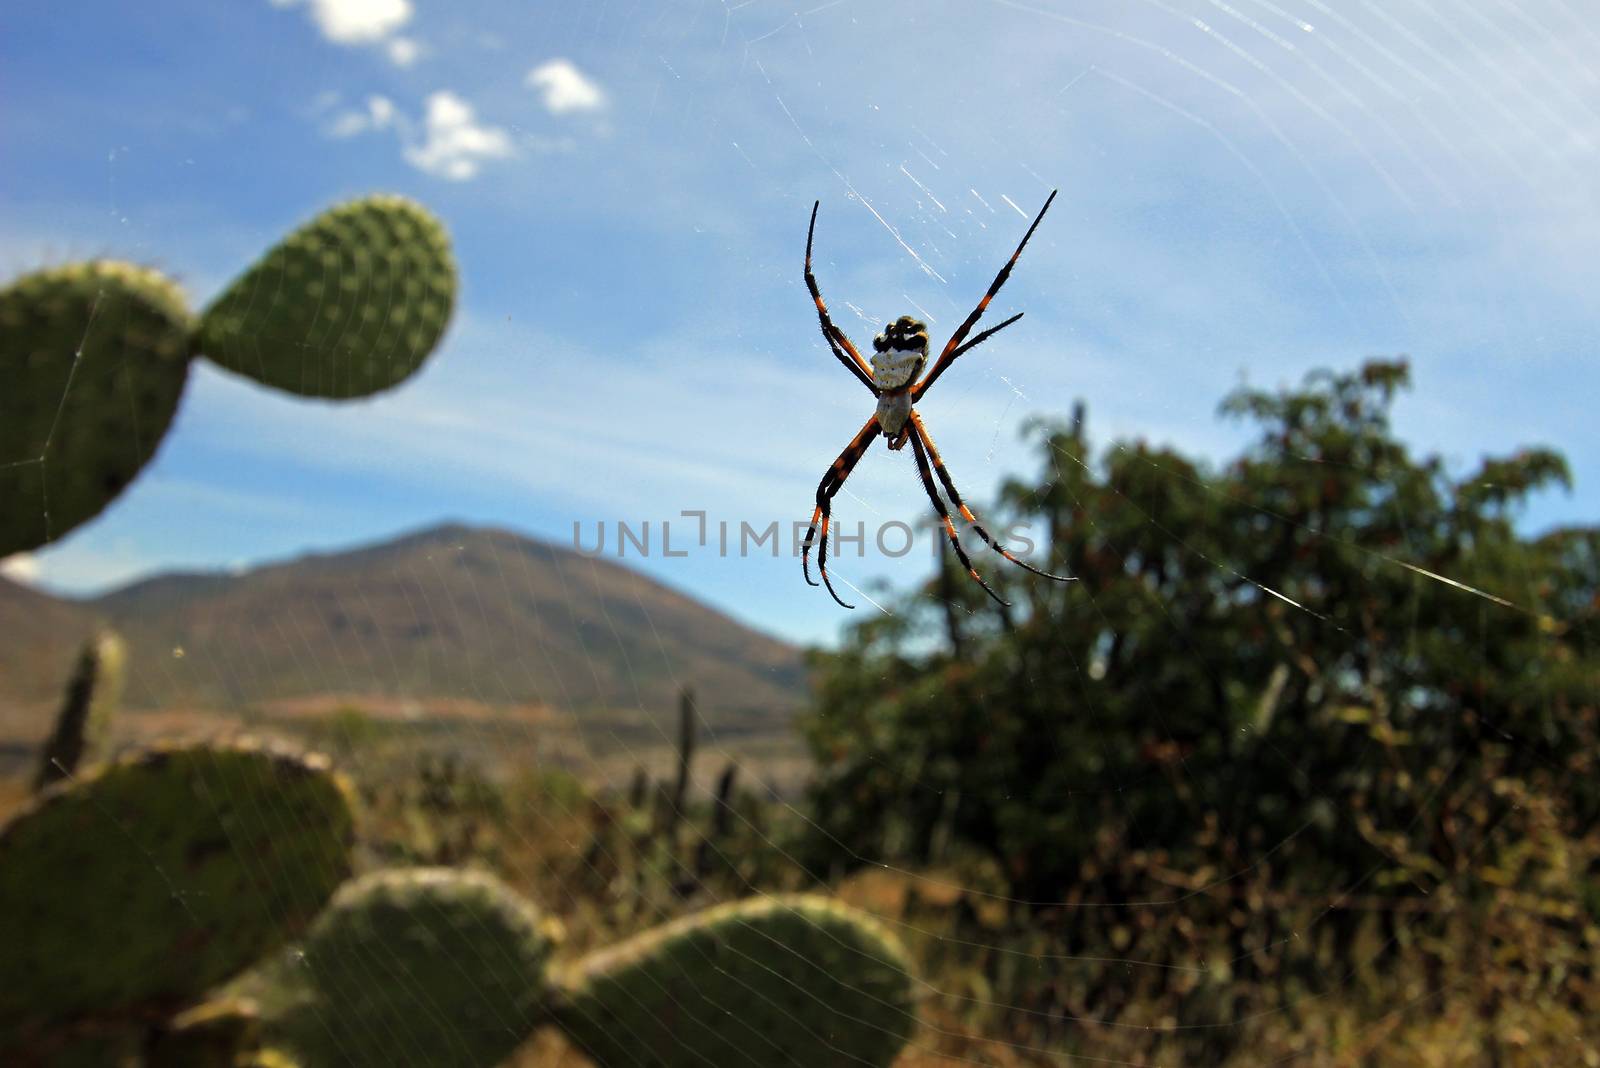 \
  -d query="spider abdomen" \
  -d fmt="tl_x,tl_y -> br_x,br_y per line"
876,389 -> 914,438
868,347 -> 923,390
